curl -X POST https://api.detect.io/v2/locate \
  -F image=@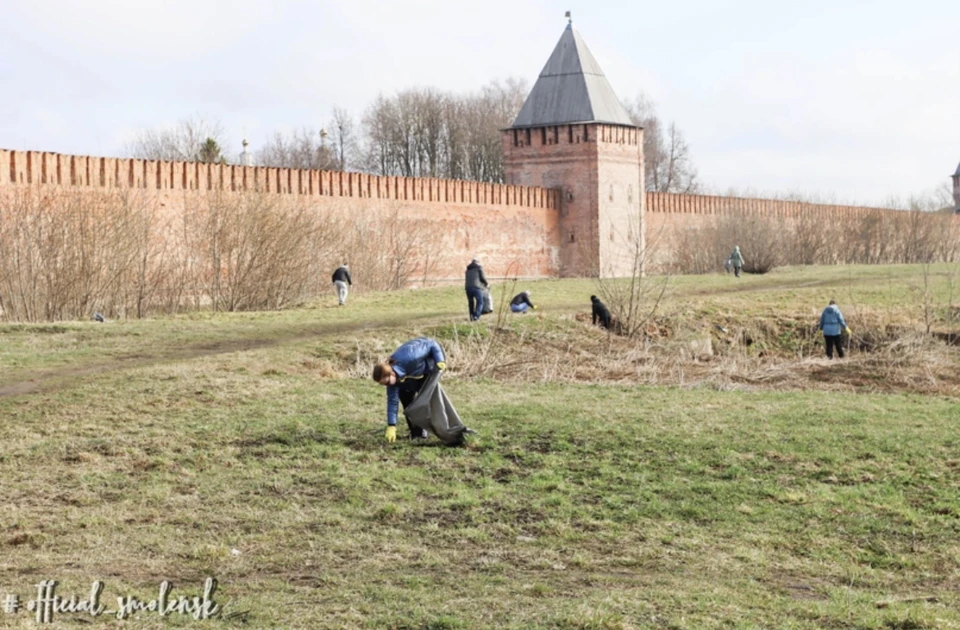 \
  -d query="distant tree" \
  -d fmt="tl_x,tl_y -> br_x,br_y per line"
624,94 -> 699,193
359,78 -> 528,182
125,115 -> 230,163
330,107 -> 357,171
256,128 -> 336,170
935,182 -> 955,212
198,138 -> 225,164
